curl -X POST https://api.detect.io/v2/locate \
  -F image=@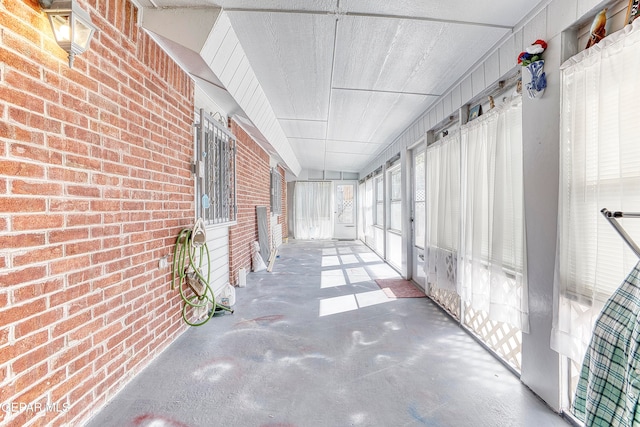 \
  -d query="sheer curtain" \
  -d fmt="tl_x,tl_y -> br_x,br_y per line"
552,21 -> 640,363
293,181 -> 334,239
425,133 -> 461,292
459,97 -> 529,332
